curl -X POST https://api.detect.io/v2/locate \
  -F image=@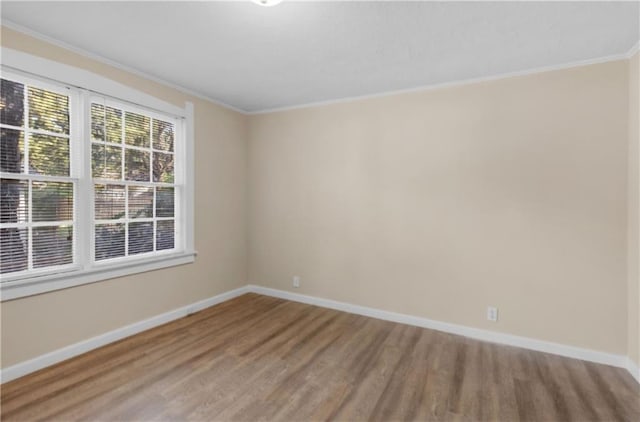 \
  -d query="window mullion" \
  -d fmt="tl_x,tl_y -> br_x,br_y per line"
27,181 -> 33,270
124,185 -> 129,257
75,90 -> 93,269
